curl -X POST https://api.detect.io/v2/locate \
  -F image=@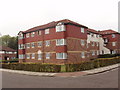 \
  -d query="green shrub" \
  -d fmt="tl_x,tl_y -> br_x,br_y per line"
2,63 -> 61,72
98,54 -> 120,58
65,56 -> 120,72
